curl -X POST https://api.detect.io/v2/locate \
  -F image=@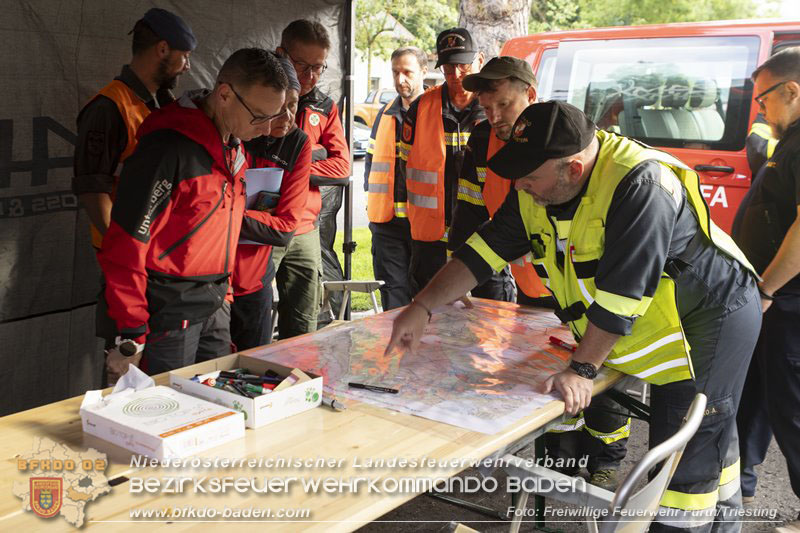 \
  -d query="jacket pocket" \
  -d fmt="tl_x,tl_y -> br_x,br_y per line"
158,181 -> 227,260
